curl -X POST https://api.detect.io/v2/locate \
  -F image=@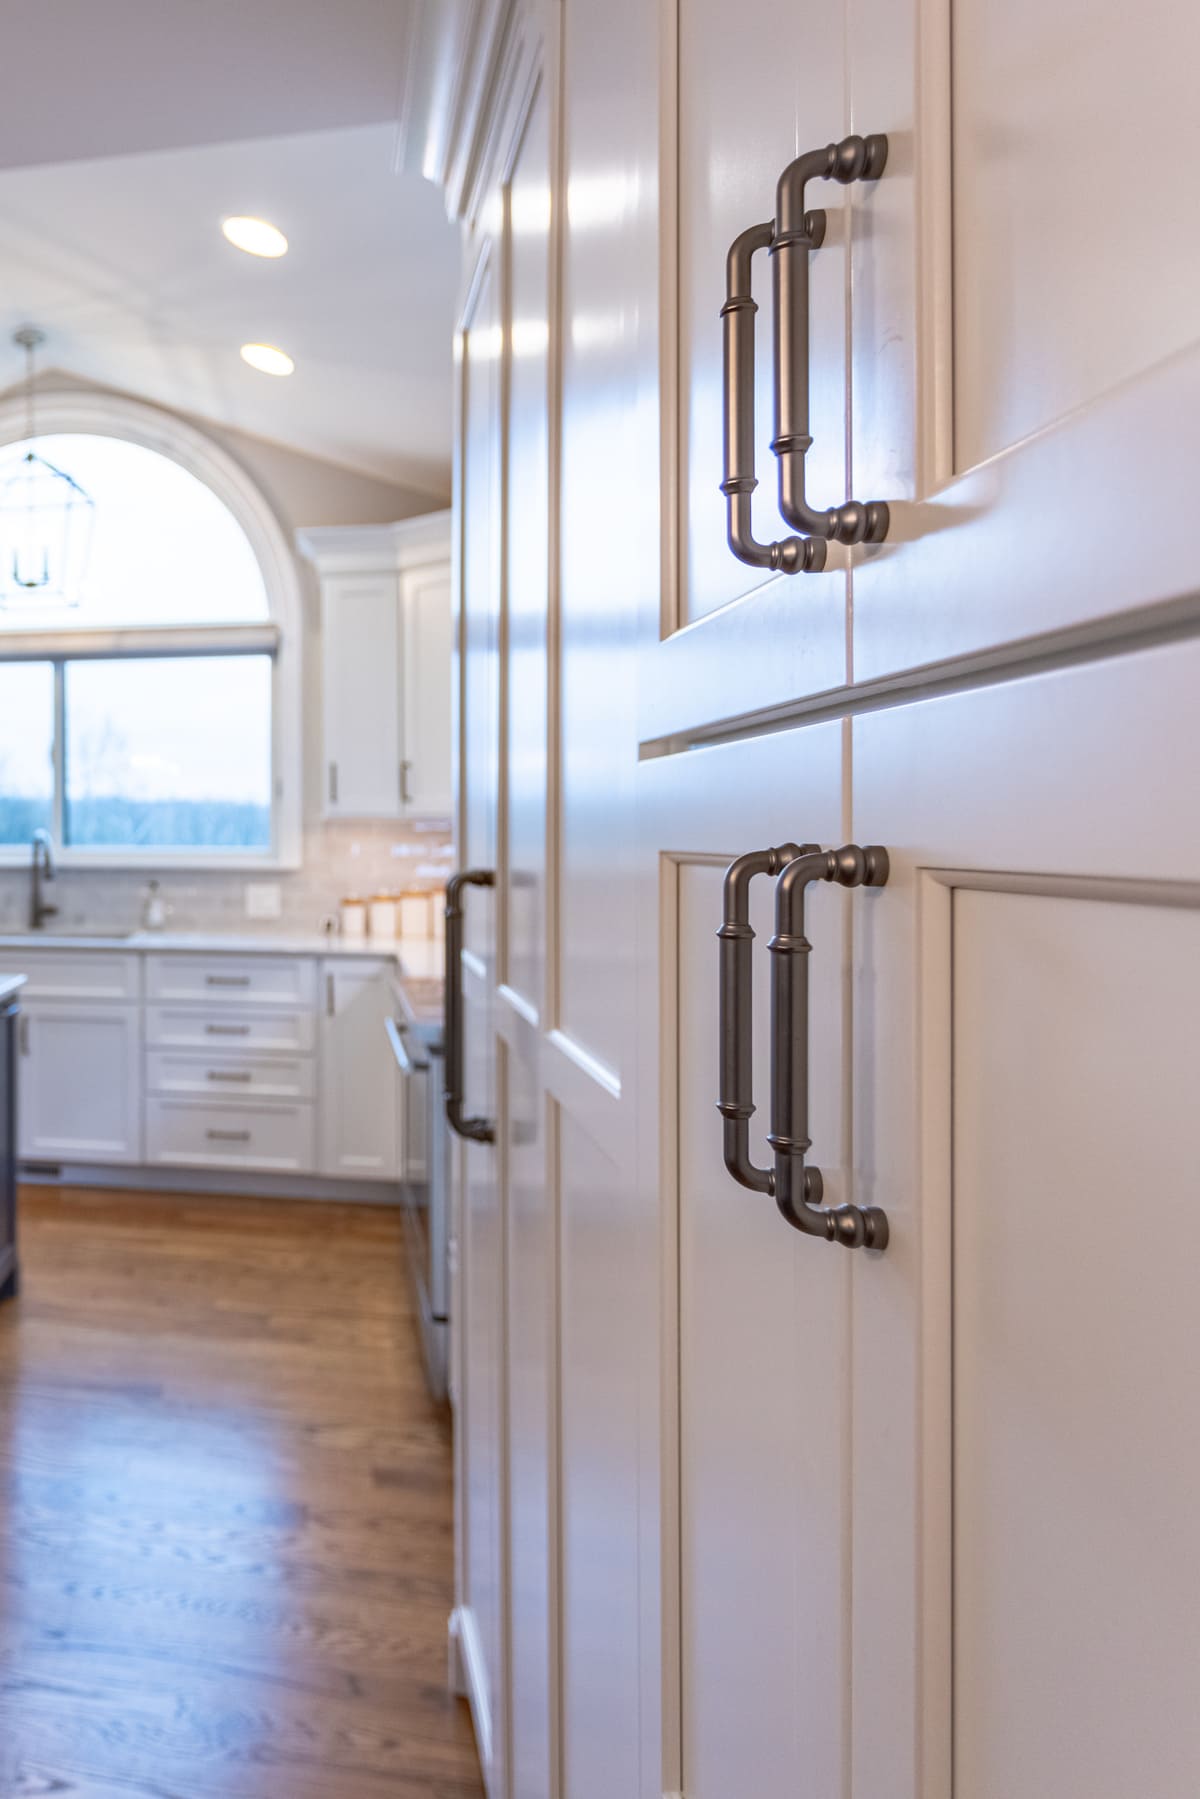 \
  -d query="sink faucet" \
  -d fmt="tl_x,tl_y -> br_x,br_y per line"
30,828 -> 57,929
